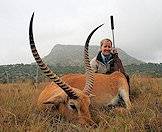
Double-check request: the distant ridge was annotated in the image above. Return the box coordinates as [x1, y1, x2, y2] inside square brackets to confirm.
[42, 44, 144, 67]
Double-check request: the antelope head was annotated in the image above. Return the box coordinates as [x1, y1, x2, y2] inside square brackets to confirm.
[29, 13, 103, 124]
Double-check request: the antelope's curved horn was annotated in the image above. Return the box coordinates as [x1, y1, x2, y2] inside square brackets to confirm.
[29, 12, 78, 99]
[83, 24, 104, 95]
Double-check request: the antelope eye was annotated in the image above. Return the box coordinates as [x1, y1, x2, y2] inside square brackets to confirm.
[70, 104, 77, 110]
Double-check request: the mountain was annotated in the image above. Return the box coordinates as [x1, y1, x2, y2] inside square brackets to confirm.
[43, 44, 144, 67]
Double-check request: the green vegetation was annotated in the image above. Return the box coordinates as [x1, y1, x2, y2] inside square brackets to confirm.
[0, 63, 162, 83]
[0, 64, 85, 83]
[125, 63, 162, 77]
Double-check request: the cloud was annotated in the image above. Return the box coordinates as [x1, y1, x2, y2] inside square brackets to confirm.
[0, 0, 162, 65]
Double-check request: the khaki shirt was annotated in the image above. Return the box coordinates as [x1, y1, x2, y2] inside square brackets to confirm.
[90, 57, 111, 74]
[90, 52, 125, 74]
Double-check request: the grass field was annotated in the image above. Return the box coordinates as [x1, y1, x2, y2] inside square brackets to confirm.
[0, 74, 162, 131]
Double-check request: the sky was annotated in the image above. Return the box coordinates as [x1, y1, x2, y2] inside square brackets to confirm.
[0, 0, 162, 65]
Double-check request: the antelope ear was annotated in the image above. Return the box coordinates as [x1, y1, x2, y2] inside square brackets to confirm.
[43, 91, 68, 105]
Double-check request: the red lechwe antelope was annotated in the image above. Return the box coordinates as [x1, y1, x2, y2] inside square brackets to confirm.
[29, 13, 131, 124]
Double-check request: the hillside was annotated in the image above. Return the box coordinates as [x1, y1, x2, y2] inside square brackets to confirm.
[43, 44, 144, 66]
[0, 63, 162, 83]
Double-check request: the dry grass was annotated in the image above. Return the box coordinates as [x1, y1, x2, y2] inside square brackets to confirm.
[0, 75, 162, 131]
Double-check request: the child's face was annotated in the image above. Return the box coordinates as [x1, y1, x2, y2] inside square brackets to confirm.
[100, 40, 112, 55]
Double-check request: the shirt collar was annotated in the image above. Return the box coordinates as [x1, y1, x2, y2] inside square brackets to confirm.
[101, 52, 106, 62]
